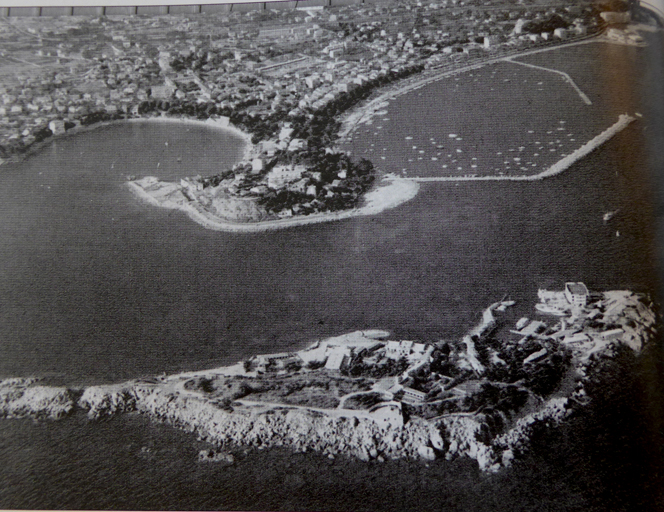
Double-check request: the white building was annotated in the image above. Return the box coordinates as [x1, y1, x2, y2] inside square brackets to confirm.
[553, 28, 568, 39]
[48, 119, 66, 136]
[251, 159, 263, 173]
[483, 36, 497, 48]
[385, 340, 414, 359]
[513, 19, 525, 35]
[401, 387, 427, 405]
[599, 328, 624, 341]
[325, 346, 351, 372]
[305, 75, 320, 89]
[288, 139, 308, 152]
[565, 282, 589, 307]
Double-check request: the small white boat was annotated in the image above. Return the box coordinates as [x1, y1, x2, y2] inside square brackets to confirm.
[535, 303, 568, 316]
[603, 210, 619, 223]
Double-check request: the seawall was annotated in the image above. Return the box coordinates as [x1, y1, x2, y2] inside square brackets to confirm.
[411, 114, 636, 183]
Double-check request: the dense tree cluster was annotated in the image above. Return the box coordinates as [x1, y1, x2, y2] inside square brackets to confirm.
[343, 392, 387, 410]
[523, 13, 571, 34]
[463, 383, 530, 415]
[343, 353, 409, 378]
[481, 335, 572, 398]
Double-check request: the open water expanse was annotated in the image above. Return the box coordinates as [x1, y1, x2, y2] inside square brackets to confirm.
[0, 34, 662, 510]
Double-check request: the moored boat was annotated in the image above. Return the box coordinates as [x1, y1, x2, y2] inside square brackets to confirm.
[535, 303, 568, 316]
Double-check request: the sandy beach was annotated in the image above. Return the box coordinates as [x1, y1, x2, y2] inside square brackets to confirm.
[128, 116, 255, 162]
[128, 174, 420, 233]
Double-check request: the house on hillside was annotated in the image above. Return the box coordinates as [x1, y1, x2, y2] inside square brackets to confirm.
[385, 340, 413, 359]
[400, 387, 426, 405]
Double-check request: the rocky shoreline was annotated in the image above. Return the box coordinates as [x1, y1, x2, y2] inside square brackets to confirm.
[0, 373, 576, 472]
[127, 173, 419, 233]
[1, 289, 657, 472]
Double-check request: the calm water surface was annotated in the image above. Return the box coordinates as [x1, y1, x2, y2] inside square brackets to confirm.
[0, 122, 656, 385]
[0, 35, 662, 510]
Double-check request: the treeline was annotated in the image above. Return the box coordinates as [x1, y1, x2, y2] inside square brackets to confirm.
[290, 62, 426, 148]
[258, 152, 376, 216]
[477, 333, 573, 397]
[523, 13, 571, 34]
[158, 59, 426, 150]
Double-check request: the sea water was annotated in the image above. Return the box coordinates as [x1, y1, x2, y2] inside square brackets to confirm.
[0, 34, 661, 509]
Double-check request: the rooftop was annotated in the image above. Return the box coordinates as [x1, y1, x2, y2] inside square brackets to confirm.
[565, 282, 589, 296]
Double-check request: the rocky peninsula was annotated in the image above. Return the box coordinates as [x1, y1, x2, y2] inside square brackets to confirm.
[128, 170, 419, 233]
[0, 286, 657, 472]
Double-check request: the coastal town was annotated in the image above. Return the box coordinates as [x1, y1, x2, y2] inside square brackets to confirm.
[0, 0, 645, 221]
[0, 0, 661, 508]
[1, 283, 658, 471]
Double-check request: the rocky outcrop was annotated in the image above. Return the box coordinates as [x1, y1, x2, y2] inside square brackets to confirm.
[131, 386, 442, 463]
[437, 414, 498, 471]
[0, 379, 76, 419]
[78, 385, 138, 419]
[0, 291, 656, 472]
[0, 377, 567, 470]
[430, 398, 572, 472]
[493, 398, 570, 467]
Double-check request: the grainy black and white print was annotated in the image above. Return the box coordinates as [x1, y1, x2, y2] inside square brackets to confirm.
[0, 0, 663, 510]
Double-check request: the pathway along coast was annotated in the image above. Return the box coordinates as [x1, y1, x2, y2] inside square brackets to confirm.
[0, 288, 657, 472]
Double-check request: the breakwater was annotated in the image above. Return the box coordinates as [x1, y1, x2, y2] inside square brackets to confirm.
[411, 114, 636, 182]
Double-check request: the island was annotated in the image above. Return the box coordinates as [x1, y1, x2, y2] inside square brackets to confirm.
[1, 284, 657, 472]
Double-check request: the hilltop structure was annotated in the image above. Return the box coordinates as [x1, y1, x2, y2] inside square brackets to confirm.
[1, 285, 657, 472]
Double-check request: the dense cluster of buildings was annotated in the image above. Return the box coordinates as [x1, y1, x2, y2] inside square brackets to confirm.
[236, 282, 656, 421]
[0, 0, 610, 162]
